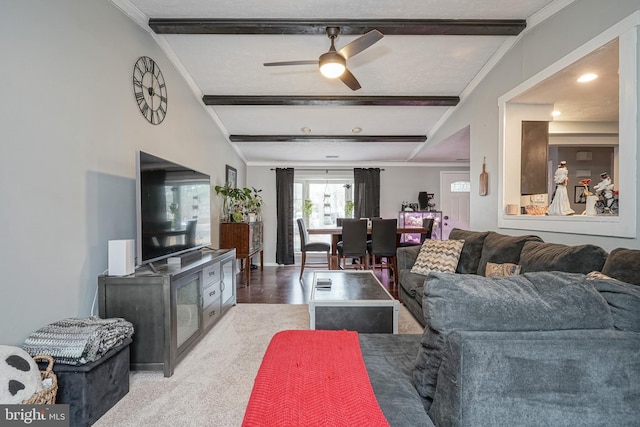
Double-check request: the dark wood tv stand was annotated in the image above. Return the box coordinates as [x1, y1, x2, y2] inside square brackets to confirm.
[98, 248, 236, 377]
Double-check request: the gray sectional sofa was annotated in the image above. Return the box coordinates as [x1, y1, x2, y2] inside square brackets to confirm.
[398, 228, 637, 328]
[357, 229, 640, 426]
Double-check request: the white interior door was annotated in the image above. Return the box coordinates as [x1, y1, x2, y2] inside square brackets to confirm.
[439, 172, 471, 240]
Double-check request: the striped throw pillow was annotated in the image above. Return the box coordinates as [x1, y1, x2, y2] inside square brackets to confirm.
[410, 239, 464, 276]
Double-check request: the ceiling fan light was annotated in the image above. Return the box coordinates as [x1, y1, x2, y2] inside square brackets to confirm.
[319, 52, 346, 78]
[320, 62, 346, 78]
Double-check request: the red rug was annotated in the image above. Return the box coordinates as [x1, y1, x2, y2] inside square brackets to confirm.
[242, 329, 389, 427]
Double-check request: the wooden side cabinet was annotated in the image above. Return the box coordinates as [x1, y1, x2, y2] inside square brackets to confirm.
[98, 249, 236, 377]
[219, 222, 264, 285]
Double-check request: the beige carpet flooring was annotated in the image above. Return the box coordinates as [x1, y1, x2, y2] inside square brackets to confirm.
[94, 303, 423, 427]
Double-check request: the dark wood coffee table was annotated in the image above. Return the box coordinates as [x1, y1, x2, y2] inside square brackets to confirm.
[309, 270, 399, 334]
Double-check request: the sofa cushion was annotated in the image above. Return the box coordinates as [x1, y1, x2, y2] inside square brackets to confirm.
[413, 326, 446, 407]
[359, 334, 434, 427]
[476, 232, 543, 276]
[410, 239, 464, 276]
[601, 248, 640, 286]
[424, 271, 612, 333]
[484, 262, 521, 277]
[399, 284, 427, 328]
[398, 271, 428, 299]
[397, 245, 421, 271]
[412, 271, 614, 403]
[429, 330, 640, 427]
[519, 241, 608, 274]
[587, 275, 640, 332]
[448, 229, 489, 274]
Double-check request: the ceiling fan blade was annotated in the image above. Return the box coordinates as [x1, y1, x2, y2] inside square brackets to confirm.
[263, 60, 318, 67]
[338, 30, 384, 59]
[339, 69, 361, 91]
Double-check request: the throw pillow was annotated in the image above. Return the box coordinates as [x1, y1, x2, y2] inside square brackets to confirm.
[448, 229, 490, 274]
[585, 271, 613, 281]
[410, 239, 464, 276]
[0, 345, 43, 404]
[476, 232, 543, 276]
[485, 262, 521, 277]
[519, 241, 608, 274]
[601, 248, 640, 286]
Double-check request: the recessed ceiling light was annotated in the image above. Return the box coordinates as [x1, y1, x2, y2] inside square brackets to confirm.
[301, 127, 311, 134]
[577, 73, 598, 83]
[351, 127, 363, 134]
[552, 110, 561, 117]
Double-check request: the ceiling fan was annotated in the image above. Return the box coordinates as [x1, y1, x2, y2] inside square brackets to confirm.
[263, 27, 383, 91]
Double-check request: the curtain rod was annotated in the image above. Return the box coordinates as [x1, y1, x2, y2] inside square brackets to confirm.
[270, 168, 385, 172]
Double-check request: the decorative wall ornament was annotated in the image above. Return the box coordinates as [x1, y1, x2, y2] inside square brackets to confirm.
[132, 56, 167, 125]
[479, 157, 488, 196]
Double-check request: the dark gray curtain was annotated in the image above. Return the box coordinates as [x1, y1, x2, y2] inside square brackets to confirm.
[354, 168, 381, 218]
[276, 168, 295, 265]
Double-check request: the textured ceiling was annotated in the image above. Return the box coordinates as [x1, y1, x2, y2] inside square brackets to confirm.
[512, 38, 619, 122]
[114, 0, 612, 165]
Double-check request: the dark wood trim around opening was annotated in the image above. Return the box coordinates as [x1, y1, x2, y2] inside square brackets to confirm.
[203, 95, 459, 107]
[149, 19, 526, 36]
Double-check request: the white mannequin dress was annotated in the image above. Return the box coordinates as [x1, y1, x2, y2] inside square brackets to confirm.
[548, 166, 575, 215]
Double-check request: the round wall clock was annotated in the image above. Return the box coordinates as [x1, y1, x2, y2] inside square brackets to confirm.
[132, 56, 167, 125]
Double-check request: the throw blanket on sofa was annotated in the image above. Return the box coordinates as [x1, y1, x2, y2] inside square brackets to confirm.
[242, 330, 389, 427]
[22, 316, 134, 365]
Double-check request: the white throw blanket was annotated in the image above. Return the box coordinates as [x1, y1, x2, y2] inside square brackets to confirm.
[22, 316, 134, 365]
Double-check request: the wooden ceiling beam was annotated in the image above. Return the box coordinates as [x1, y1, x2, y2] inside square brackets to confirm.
[203, 95, 459, 107]
[229, 135, 427, 143]
[149, 19, 526, 36]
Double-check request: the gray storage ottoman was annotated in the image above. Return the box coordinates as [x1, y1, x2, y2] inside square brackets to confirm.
[38, 338, 131, 427]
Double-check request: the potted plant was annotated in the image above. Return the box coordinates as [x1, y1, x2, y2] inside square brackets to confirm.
[246, 187, 263, 221]
[302, 199, 313, 221]
[215, 182, 244, 222]
[215, 183, 263, 222]
[344, 200, 354, 218]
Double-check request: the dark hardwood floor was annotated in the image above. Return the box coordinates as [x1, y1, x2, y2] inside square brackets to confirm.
[235, 263, 399, 304]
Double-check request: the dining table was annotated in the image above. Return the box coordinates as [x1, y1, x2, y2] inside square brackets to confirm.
[307, 226, 432, 270]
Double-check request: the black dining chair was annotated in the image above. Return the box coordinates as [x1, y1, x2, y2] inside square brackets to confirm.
[337, 218, 369, 270]
[420, 217, 435, 243]
[297, 218, 331, 280]
[368, 218, 399, 280]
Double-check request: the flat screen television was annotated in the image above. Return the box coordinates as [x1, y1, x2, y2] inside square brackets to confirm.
[136, 151, 211, 265]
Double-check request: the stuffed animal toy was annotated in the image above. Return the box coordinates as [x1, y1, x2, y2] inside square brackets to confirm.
[0, 345, 43, 404]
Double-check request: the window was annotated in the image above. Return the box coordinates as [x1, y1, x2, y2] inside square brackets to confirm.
[498, 14, 638, 238]
[450, 181, 471, 192]
[294, 171, 354, 251]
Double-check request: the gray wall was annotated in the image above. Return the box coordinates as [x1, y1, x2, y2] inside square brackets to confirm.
[427, 0, 640, 251]
[247, 165, 468, 264]
[0, 1, 244, 345]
